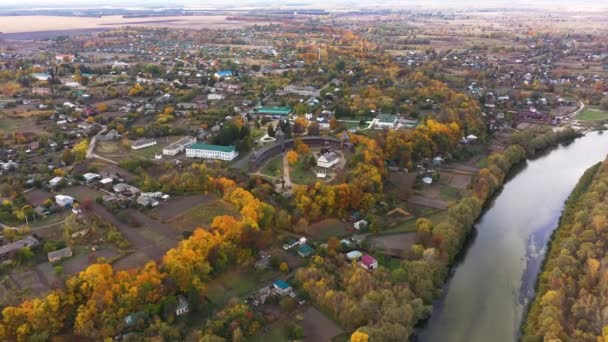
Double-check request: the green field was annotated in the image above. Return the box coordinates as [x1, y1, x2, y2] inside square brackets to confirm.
[439, 185, 462, 202]
[577, 107, 608, 121]
[260, 156, 283, 178]
[249, 321, 290, 342]
[169, 200, 239, 231]
[290, 164, 317, 185]
[379, 209, 448, 235]
[306, 218, 351, 242]
[205, 269, 280, 308]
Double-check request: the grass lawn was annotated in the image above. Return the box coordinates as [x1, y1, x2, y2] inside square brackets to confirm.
[439, 185, 462, 202]
[336, 120, 361, 129]
[260, 156, 283, 178]
[169, 200, 239, 231]
[577, 107, 608, 121]
[205, 269, 281, 308]
[290, 164, 317, 185]
[249, 321, 289, 342]
[307, 218, 351, 242]
[379, 210, 447, 235]
[0, 117, 17, 132]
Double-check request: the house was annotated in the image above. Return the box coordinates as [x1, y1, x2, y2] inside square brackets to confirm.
[32, 87, 52, 96]
[137, 195, 159, 207]
[359, 254, 378, 271]
[214, 70, 233, 79]
[373, 114, 398, 129]
[113, 183, 141, 197]
[162, 136, 196, 156]
[48, 247, 72, 262]
[207, 93, 225, 101]
[317, 151, 339, 168]
[283, 85, 317, 96]
[353, 220, 368, 231]
[297, 244, 314, 258]
[0, 236, 40, 261]
[83, 172, 101, 183]
[175, 295, 189, 316]
[31, 73, 51, 81]
[273, 279, 292, 296]
[185, 143, 238, 161]
[49, 176, 64, 188]
[55, 54, 75, 62]
[346, 250, 362, 261]
[98, 129, 120, 141]
[253, 106, 292, 117]
[55, 195, 75, 207]
[131, 138, 157, 150]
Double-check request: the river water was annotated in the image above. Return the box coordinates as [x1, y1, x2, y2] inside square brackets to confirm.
[419, 131, 608, 342]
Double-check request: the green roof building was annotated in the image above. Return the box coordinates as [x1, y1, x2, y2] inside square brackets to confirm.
[254, 106, 292, 116]
[185, 143, 238, 161]
[298, 244, 314, 258]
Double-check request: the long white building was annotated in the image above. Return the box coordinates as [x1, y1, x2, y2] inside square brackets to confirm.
[185, 143, 238, 161]
[162, 136, 197, 156]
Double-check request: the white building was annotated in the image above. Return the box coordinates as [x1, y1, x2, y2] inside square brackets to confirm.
[373, 114, 398, 129]
[176, 295, 189, 316]
[49, 176, 64, 187]
[131, 138, 157, 150]
[55, 195, 75, 207]
[186, 143, 238, 161]
[317, 152, 339, 168]
[162, 136, 197, 156]
[283, 85, 317, 96]
[83, 172, 101, 183]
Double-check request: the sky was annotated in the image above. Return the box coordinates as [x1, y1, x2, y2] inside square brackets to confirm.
[0, 0, 606, 10]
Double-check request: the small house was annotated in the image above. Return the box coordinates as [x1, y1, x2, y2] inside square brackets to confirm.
[48, 247, 72, 263]
[55, 195, 75, 207]
[175, 295, 189, 316]
[273, 279, 292, 296]
[49, 176, 63, 187]
[353, 220, 368, 231]
[83, 172, 101, 183]
[346, 250, 362, 261]
[359, 254, 378, 271]
[297, 244, 314, 258]
[131, 138, 157, 150]
[317, 151, 339, 168]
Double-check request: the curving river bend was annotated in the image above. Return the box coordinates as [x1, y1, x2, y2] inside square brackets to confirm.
[419, 131, 608, 342]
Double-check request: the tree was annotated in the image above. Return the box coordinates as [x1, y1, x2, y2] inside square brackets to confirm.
[287, 150, 299, 165]
[280, 262, 289, 272]
[96, 103, 108, 112]
[350, 331, 369, 342]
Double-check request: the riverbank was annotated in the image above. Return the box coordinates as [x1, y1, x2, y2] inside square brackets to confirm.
[522, 159, 605, 340]
[417, 128, 608, 342]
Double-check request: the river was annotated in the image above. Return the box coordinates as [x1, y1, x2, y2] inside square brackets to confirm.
[418, 131, 608, 342]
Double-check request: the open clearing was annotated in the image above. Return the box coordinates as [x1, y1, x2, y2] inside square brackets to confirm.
[205, 269, 280, 308]
[301, 307, 344, 342]
[306, 218, 351, 242]
[149, 194, 239, 232]
[577, 107, 608, 121]
[0, 15, 269, 36]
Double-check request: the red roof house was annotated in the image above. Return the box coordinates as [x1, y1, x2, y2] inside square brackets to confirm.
[359, 254, 378, 271]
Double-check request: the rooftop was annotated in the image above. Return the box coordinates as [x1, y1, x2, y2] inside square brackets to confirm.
[273, 279, 291, 290]
[254, 106, 292, 115]
[187, 143, 236, 153]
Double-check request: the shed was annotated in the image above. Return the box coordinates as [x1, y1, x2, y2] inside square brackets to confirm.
[273, 279, 292, 295]
[48, 247, 73, 263]
[297, 244, 314, 258]
[346, 250, 362, 261]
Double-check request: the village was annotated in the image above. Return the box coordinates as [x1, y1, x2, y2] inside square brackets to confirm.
[0, 6, 606, 342]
